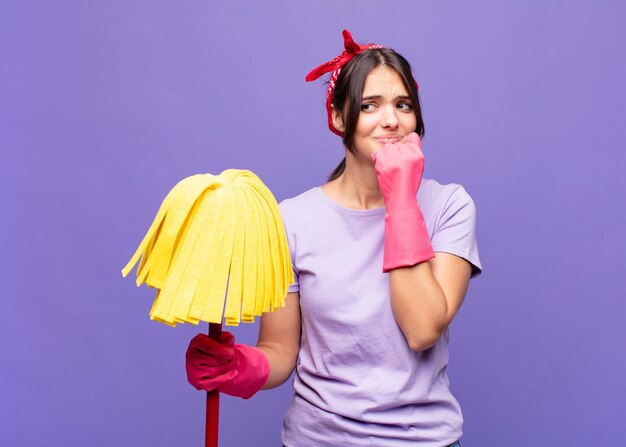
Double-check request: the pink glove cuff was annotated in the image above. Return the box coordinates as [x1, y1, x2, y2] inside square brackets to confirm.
[382, 200, 434, 272]
[219, 344, 270, 399]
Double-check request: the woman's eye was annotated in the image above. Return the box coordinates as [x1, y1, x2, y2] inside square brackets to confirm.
[360, 103, 376, 112]
[397, 102, 413, 111]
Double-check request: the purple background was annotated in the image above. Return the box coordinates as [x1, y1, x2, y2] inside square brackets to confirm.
[2, 1, 625, 445]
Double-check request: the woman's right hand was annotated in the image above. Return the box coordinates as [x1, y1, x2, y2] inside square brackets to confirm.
[186, 331, 270, 399]
[186, 332, 238, 391]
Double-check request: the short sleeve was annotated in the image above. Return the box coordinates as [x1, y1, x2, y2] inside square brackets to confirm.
[279, 200, 300, 292]
[287, 254, 299, 293]
[430, 185, 483, 278]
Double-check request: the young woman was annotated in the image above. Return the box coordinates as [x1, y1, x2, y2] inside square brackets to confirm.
[186, 30, 482, 447]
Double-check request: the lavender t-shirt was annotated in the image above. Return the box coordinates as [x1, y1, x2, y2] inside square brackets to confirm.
[278, 178, 482, 447]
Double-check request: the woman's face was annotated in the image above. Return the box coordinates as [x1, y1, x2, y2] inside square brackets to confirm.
[352, 66, 417, 158]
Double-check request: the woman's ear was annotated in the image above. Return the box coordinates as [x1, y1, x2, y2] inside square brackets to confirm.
[330, 105, 345, 133]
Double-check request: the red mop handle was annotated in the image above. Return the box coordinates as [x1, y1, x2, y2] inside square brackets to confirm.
[206, 322, 222, 447]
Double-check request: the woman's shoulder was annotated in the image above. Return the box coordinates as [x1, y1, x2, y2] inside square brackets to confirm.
[420, 178, 474, 206]
[277, 186, 328, 239]
[279, 186, 320, 209]
[278, 186, 325, 221]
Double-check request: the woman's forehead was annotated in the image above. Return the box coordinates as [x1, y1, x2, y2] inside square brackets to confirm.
[362, 67, 409, 97]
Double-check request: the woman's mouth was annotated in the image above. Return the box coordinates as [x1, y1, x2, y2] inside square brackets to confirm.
[375, 135, 401, 144]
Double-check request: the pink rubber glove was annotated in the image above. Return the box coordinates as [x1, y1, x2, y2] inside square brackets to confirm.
[185, 331, 269, 399]
[371, 132, 435, 272]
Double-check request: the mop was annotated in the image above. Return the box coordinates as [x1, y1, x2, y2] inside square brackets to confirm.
[122, 168, 292, 446]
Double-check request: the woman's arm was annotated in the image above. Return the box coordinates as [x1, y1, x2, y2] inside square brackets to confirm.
[256, 291, 301, 389]
[390, 252, 471, 352]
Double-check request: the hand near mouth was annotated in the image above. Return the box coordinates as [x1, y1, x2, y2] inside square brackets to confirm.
[370, 132, 433, 272]
[371, 132, 425, 198]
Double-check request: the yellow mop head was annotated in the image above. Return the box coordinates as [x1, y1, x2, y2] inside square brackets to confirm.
[122, 169, 293, 327]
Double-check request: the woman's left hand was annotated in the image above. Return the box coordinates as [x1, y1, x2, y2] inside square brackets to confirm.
[371, 132, 434, 272]
[371, 132, 425, 205]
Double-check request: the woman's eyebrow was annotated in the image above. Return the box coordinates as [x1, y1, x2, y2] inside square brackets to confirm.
[361, 94, 412, 101]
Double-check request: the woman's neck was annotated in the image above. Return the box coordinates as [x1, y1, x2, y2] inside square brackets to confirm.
[322, 151, 384, 210]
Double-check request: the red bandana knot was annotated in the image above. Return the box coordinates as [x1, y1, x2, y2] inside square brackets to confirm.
[305, 30, 383, 136]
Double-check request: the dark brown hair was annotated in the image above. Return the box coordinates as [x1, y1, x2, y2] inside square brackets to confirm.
[327, 48, 425, 181]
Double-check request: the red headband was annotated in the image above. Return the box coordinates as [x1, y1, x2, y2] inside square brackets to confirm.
[305, 30, 383, 136]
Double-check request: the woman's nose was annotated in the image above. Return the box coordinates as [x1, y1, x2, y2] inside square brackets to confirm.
[380, 106, 399, 128]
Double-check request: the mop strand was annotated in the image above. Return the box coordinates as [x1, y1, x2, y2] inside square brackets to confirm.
[121, 169, 293, 327]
